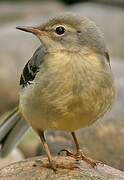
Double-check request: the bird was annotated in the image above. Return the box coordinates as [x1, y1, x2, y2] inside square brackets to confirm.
[0, 14, 116, 170]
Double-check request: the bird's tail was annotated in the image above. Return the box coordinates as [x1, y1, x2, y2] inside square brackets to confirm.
[0, 107, 29, 157]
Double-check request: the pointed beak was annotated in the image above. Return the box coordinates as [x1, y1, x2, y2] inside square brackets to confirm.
[16, 26, 45, 36]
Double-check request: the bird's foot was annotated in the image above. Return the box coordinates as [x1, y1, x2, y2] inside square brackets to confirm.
[58, 149, 102, 168]
[33, 159, 79, 171]
[42, 162, 57, 172]
[33, 159, 57, 172]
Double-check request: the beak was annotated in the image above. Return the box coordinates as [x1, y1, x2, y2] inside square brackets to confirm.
[16, 26, 45, 36]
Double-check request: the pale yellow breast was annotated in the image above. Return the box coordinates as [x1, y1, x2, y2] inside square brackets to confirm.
[19, 51, 115, 132]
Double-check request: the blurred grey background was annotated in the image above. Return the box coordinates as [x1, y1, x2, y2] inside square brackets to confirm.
[0, 0, 124, 171]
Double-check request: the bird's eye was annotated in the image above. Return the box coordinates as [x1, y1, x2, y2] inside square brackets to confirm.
[55, 26, 65, 35]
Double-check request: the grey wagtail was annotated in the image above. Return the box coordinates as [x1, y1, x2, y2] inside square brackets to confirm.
[0, 14, 116, 170]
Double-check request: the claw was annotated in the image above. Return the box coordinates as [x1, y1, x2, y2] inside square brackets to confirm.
[58, 149, 103, 168]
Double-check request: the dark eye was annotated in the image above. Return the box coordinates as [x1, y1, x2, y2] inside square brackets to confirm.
[55, 26, 65, 35]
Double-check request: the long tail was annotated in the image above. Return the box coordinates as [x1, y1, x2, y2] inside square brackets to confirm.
[0, 107, 29, 157]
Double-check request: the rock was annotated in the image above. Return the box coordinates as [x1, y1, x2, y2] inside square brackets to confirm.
[0, 148, 24, 169]
[94, 0, 124, 6]
[0, 156, 124, 180]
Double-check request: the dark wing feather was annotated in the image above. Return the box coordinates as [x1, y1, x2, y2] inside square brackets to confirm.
[20, 46, 46, 87]
[105, 51, 111, 68]
[105, 51, 110, 63]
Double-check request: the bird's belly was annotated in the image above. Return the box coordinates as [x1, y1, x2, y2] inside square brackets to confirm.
[19, 81, 114, 132]
[19, 98, 93, 131]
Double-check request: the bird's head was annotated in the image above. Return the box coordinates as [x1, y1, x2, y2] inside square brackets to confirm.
[16, 14, 105, 54]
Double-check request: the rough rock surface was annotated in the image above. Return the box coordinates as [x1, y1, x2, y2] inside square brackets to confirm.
[0, 156, 124, 180]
